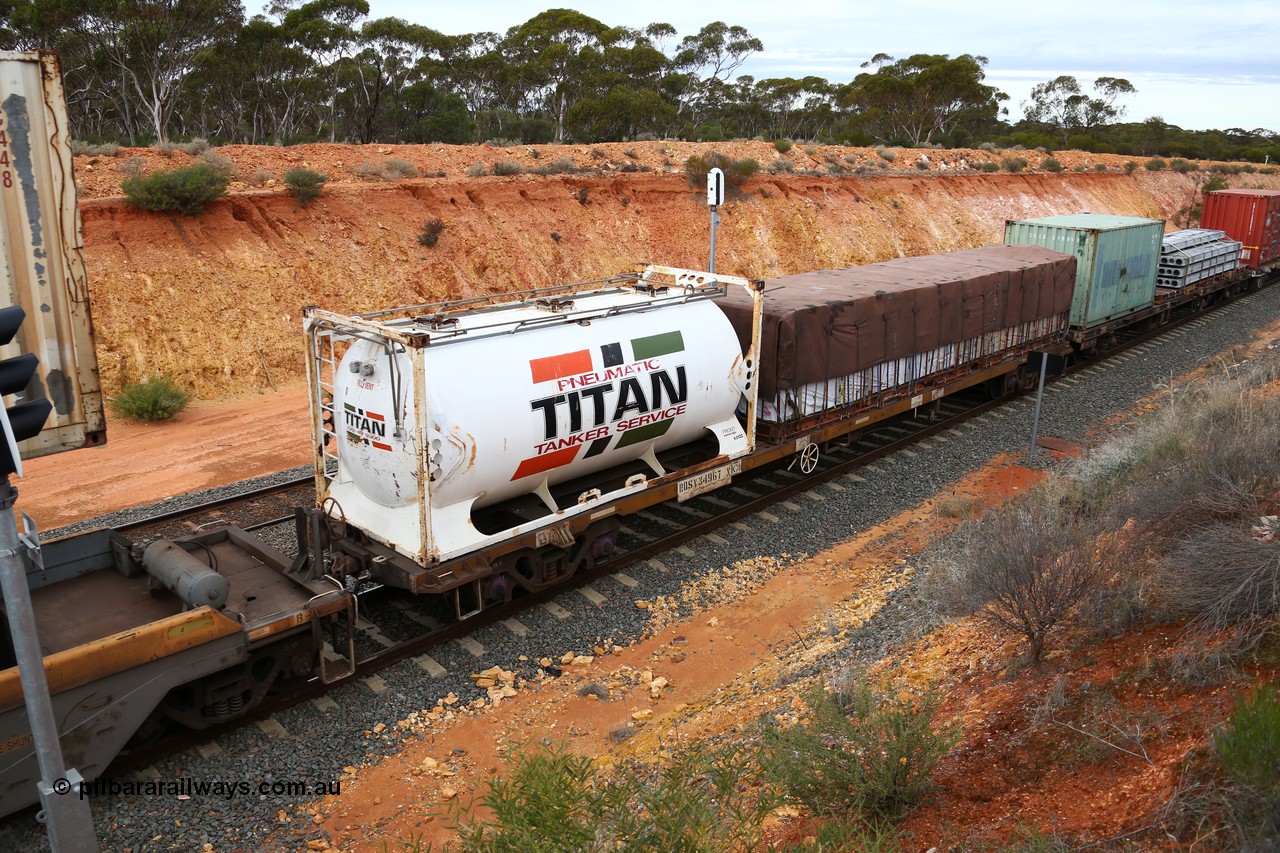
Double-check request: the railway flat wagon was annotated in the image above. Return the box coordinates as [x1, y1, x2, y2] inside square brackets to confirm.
[0, 527, 354, 818]
[1200, 189, 1280, 271]
[714, 244, 1076, 442]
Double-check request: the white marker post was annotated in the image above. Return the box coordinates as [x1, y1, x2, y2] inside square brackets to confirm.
[706, 167, 724, 273]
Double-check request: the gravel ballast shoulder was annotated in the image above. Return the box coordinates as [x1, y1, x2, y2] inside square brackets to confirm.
[4, 285, 1280, 851]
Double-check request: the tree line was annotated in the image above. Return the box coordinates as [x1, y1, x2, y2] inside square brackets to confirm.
[2, 1, 1276, 163]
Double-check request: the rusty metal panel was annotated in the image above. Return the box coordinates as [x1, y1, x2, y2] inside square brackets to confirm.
[1201, 189, 1280, 270]
[0, 50, 105, 461]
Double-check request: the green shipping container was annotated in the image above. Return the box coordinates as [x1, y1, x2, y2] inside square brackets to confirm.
[1004, 214, 1164, 329]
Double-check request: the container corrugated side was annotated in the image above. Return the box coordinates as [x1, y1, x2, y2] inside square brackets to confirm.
[0, 50, 105, 460]
[1004, 215, 1164, 329]
[1201, 189, 1280, 270]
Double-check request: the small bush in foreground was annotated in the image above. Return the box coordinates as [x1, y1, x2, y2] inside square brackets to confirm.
[1186, 683, 1280, 846]
[1041, 157, 1063, 172]
[1171, 158, 1200, 173]
[928, 482, 1126, 663]
[1215, 684, 1280, 799]
[121, 163, 228, 214]
[1125, 160, 1139, 173]
[761, 676, 958, 819]
[492, 160, 522, 176]
[975, 161, 1000, 172]
[445, 742, 772, 851]
[110, 376, 191, 421]
[1001, 156, 1028, 173]
[773, 138, 793, 153]
[1145, 157, 1167, 171]
[418, 218, 445, 248]
[284, 168, 326, 207]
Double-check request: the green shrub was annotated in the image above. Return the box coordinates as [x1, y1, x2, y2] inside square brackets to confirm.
[493, 160, 522, 176]
[418, 218, 445, 248]
[1094, 163, 1108, 171]
[466, 162, 488, 177]
[1001, 156, 1028, 173]
[1145, 158, 1167, 171]
[382, 158, 418, 178]
[875, 146, 897, 162]
[1215, 684, 1280, 798]
[761, 676, 959, 819]
[1203, 174, 1230, 193]
[70, 140, 120, 157]
[1125, 160, 1139, 173]
[121, 163, 228, 214]
[1042, 157, 1063, 172]
[196, 150, 236, 176]
[283, 168, 326, 207]
[110, 376, 192, 421]
[773, 138, 793, 153]
[766, 158, 794, 174]
[684, 151, 759, 196]
[1074, 164, 1089, 172]
[1260, 166, 1278, 175]
[1171, 159, 1199, 173]
[975, 161, 1000, 172]
[537, 156, 576, 175]
[446, 743, 772, 851]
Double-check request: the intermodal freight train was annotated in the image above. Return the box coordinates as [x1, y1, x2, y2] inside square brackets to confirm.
[1, 54, 1278, 815]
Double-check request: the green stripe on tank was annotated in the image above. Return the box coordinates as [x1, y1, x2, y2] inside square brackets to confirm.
[614, 418, 674, 448]
[630, 330, 684, 360]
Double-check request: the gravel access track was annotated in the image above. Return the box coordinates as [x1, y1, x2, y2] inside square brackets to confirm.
[6, 285, 1280, 851]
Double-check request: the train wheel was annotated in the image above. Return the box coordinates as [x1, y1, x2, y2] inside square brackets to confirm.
[798, 442, 820, 474]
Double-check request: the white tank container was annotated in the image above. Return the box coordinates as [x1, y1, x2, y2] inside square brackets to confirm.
[325, 288, 750, 563]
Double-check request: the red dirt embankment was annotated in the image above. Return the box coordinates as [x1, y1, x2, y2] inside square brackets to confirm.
[74, 141, 1280, 400]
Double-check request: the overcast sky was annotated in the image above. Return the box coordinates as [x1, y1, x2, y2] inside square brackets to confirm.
[359, 0, 1279, 133]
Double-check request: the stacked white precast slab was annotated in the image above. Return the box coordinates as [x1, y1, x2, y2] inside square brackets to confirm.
[1158, 229, 1242, 288]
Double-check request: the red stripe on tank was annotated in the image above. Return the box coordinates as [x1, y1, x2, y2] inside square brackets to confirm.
[529, 349, 592, 383]
[511, 446, 580, 480]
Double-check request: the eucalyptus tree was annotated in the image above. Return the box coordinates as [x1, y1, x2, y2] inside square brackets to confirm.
[669, 21, 763, 125]
[499, 9, 612, 142]
[56, 0, 242, 144]
[564, 25, 672, 140]
[342, 16, 439, 142]
[1023, 74, 1135, 144]
[280, 0, 368, 141]
[846, 53, 1005, 146]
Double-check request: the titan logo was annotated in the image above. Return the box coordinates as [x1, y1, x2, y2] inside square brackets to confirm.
[344, 407, 386, 436]
[530, 366, 687, 440]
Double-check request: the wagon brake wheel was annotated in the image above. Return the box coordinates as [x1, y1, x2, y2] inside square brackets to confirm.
[798, 442, 820, 475]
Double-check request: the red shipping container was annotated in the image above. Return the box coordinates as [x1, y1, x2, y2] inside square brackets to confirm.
[1200, 189, 1280, 269]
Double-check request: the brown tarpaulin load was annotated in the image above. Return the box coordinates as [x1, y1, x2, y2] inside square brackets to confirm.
[716, 244, 1076, 395]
